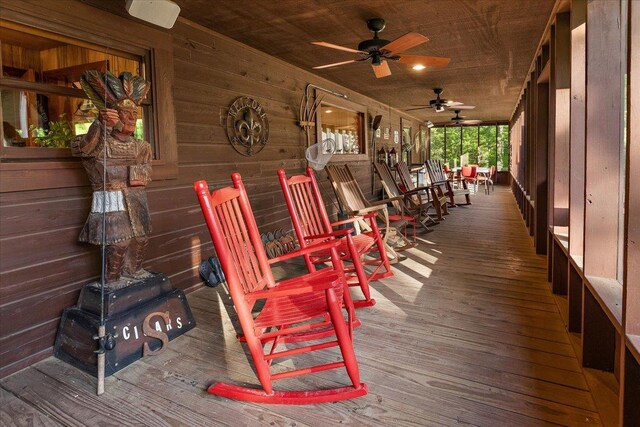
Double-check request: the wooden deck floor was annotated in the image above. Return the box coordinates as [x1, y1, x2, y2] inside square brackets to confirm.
[1, 187, 603, 426]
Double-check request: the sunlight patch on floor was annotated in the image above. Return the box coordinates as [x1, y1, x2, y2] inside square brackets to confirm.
[405, 247, 439, 265]
[382, 266, 425, 304]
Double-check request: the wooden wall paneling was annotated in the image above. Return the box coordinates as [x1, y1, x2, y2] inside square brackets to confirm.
[623, 349, 640, 426]
[581, 0, 625, 401]
[584, 0, 623, 280]
[624, 0, 639, 340]
[528, 73, 536, 236]
[0, 1, 423, 377]
[535, 47, 550, 255]
[569, 0, 587, 261]
[548, 24, 557, 231]
[553, 13, 571, 228]
[622, 0, 640, 423]
[568, 263, 583, 332]
[583, 287, 617, 371]
[548, 230, 554, 283]
[553, 240, 569, 295]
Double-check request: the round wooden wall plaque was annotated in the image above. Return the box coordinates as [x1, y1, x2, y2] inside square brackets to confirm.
[225, 96, 270, 156]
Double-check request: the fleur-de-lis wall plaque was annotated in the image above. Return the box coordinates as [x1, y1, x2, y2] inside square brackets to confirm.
[225, 96, 270, 156]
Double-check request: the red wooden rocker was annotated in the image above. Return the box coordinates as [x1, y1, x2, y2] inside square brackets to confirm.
[194, 174, 367, 404]
[278, 167, 393, 308]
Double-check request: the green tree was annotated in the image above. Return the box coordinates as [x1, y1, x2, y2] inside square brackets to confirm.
[478, 125, 497, 167]
[498, 125, 510, 171]
[445, 127, 461, 167]
[430, 127, 445, 161]
[462, 126, 478, 164]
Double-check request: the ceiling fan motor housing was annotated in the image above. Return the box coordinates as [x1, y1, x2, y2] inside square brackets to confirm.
[357, 38, 390, 53]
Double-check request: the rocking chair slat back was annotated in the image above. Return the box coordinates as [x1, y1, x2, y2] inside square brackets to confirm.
[325, 164, 368, 213]
[285, 174, 332, 243]
[195, 177, 273, 296]
[372, 162, 403, 213]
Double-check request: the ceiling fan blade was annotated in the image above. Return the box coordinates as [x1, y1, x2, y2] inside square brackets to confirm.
[405, 106, 430, 111]
[313, 59, 358, 69]
[461, 120, 482, 125]
[382, 32, 429, 55]
[455, 105, 476, 110]
[372, 60, 391, 78]
[444, 101, 464, 107]
[311, 41, 364, 54]
[397, 55, 450, 68]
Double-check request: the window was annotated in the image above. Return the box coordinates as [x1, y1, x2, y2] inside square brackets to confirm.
[315, 92, 367, 160]
[0, 22, 153, 157]
[429, 123, 510, 171]
[319, 105, 363, 155]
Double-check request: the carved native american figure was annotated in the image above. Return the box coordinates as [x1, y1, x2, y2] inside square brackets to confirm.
[71, 71, 152, 283]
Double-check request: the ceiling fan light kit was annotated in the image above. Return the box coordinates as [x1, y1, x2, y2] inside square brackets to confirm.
[311, 18, 450, 78]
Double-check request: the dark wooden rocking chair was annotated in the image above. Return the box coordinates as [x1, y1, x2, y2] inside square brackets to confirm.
[194, 174, 367, 404]
[396, 160, 448, 221]
[425, 159, 471, 207]
[374, 161, 437, 233]
[278, 167, 393, 308]
[325, 163, 411, 261]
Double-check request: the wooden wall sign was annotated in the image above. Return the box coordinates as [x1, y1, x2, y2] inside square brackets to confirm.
[225, 96, 270, 156]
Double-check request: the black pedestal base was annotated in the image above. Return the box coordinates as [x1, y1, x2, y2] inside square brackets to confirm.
[54, 273, 195, 377]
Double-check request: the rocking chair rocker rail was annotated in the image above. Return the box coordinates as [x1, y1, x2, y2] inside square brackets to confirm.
[193, 175, 367, 404]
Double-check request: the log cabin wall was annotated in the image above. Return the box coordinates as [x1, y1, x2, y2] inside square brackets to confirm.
[0, 0, 422, 377]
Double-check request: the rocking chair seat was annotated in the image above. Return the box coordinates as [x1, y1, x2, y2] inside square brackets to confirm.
[254, 271, 344, 328]
[306, 234, 376, 261]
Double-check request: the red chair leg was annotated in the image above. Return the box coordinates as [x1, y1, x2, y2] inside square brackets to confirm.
[326, 288, 364, 390]
[345, 235, 375, 307]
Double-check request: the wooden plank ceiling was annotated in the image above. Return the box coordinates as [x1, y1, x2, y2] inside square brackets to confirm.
[173, 0, 555, 123]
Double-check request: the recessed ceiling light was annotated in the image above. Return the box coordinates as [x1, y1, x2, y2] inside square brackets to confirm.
[412, 64, 426, 71]
[325, 109, 333, 113]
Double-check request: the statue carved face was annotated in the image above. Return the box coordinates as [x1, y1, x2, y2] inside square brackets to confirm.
[117, 107, 138, 135]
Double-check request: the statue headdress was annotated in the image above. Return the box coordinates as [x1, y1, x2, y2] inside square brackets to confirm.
[80, 70, 150, 110]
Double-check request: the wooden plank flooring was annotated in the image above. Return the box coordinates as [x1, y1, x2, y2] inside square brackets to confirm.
[0, 187, 603, 426]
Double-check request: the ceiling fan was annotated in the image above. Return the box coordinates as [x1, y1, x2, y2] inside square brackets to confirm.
[311, 18, 450, 78]
[449, 110, 482, 125]
[406, 88, 474, 113]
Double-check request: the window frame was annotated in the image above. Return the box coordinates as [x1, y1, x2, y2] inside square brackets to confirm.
[0, 1, 177, 192]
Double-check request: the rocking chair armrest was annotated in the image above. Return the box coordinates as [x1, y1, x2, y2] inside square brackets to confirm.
[403, 185, 432, 195]
[267, 239, 341, 264]
[329, 216, 364, 227]
[245, 279, 333, 302]
[378, 195, 405, 205]
[350, 204, 387, 215]
[305, 228, 354, 240]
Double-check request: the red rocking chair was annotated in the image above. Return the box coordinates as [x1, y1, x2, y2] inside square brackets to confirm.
[278, 167, 393, 308]
[194, 174, 367, 404]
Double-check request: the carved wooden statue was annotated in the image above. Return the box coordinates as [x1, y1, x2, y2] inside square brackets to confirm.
[71, 70, 152, 283]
